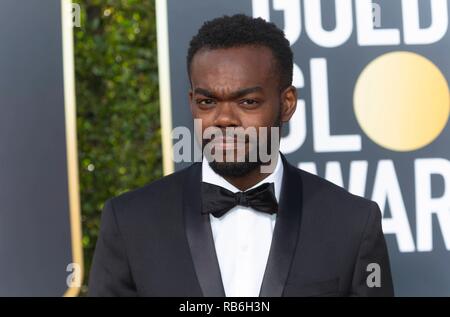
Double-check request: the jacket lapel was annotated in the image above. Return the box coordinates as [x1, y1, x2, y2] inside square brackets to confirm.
[183, 162, 226, 297]
[259, 154, 303, 297]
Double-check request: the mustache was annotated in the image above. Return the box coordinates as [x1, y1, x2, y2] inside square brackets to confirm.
[197, 125, 281, 153]
[201, 127, 250, 145]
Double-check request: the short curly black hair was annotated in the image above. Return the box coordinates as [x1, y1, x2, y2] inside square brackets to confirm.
[187, 14, 293, 90]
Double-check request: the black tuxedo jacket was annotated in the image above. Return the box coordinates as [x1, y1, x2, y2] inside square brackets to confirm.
[89, 154, 394, 297]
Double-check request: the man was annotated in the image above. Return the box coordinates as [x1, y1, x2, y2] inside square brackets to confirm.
[89, 14, 394, 297]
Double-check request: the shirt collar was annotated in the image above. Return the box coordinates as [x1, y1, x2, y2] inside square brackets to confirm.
[202, 152, 284, 202]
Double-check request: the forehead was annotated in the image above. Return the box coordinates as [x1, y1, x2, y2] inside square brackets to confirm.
[190, 45, 278, 90]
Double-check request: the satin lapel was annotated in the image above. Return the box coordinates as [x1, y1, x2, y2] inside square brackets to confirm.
[183, 163, 225, 297]
[259, 154, 303, 297]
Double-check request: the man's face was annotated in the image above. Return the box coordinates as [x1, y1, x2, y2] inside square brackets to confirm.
[189, 45, 296, 176]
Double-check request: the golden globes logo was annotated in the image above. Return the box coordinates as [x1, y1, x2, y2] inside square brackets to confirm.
[252, 0, 450, 253]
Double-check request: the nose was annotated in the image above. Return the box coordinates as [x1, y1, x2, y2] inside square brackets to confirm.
[213, 102, 241, 128]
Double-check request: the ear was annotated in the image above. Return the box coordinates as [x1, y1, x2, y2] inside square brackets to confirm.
[280, 85, 297, 123]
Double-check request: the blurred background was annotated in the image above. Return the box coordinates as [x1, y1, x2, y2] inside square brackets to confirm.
[74, 0, 161, 295]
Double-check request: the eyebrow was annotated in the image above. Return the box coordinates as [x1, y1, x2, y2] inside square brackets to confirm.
[193, 86, 263, 100]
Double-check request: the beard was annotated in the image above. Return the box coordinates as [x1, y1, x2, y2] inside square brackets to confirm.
[202, 112, 282, 178]
[208, 158, 261, 177]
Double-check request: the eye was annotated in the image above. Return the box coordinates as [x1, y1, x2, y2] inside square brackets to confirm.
[196, 99, 216, 106]
[240, 99, 259, 106]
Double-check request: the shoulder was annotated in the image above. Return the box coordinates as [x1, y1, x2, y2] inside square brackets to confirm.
[299, 167, 376, 209]
[287, 165, 383, 255]
[290, 165, 380, 227]
[105, 163, 199, 217]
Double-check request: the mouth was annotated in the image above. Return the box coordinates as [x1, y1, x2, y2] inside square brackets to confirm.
[209, 137, 247, 150]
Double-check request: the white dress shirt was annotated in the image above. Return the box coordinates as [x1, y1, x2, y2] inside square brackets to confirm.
[202, 153, 284, 297]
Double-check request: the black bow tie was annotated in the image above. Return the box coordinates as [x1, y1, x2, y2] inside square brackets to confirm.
[201, 182, 279, 218]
